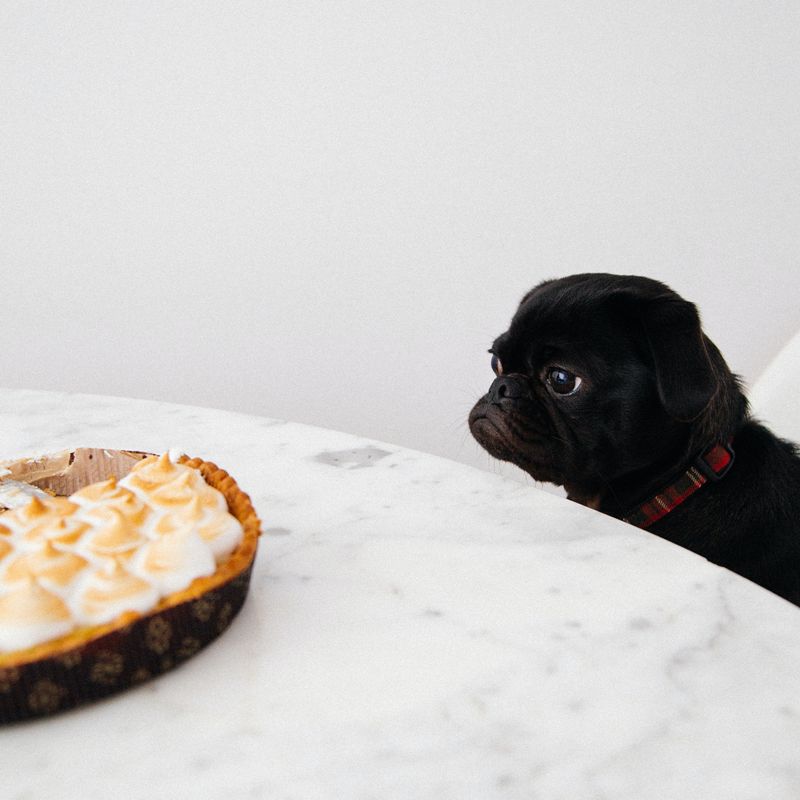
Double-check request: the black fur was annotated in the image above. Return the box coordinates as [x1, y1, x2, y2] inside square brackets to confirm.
[469, 273, 800, 606]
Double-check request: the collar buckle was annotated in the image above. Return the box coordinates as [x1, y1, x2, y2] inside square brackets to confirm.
[694, 442, 735, 482]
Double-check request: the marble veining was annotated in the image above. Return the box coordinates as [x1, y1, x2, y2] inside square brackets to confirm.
[1, 388, 799, 799]
[313, 446, 393, 469]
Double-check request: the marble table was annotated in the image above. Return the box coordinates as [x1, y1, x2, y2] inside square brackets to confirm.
[1, 388, 800, 800]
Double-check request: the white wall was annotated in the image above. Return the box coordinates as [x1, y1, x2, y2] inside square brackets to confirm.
[1, 2, 798, 479]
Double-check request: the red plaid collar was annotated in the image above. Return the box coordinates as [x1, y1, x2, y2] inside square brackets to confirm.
[623, 442, 735, 529]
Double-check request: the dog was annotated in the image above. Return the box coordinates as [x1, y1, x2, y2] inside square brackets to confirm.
[469, 273, 800, 606]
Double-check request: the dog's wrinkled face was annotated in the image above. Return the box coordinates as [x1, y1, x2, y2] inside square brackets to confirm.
[469, 274, 721, 500]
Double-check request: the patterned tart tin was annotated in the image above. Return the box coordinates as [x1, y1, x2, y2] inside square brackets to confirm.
[0, 449, 261, 724]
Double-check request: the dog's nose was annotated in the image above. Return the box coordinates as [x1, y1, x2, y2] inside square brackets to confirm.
[487, 376, 525, 403]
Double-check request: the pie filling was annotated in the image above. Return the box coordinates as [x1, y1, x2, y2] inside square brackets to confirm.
[0, 453, 244, 653]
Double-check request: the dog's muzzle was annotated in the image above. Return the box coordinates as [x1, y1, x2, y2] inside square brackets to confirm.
[485, 375, 532, 404]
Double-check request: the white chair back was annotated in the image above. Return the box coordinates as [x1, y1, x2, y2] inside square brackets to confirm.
[748, 330, 800, 442]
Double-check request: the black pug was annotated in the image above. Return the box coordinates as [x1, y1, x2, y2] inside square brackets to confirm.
[469, 273, 800, 606]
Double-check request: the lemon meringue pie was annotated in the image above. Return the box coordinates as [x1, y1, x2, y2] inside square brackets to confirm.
[0, 449, 260, 723]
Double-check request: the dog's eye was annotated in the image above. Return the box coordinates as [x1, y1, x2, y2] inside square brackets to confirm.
[491, 354, 503, 376]
[546, 367, 582, 396]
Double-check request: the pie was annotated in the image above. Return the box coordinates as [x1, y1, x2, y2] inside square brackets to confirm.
[0, 449, 260, 723]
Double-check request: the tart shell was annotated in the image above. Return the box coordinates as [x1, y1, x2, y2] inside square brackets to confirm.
[0, 450, 261, 724]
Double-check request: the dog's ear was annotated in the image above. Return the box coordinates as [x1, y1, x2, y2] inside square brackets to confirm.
[638, 295, 719, 422]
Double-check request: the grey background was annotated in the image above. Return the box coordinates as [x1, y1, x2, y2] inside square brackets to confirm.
[1, 2, 798, 480]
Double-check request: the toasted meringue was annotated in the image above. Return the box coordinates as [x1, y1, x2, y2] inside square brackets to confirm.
[3, 544, 88, 589]
[150, 498, 241, 560]
[0, 536, 12, 563]
[197, 513, 245, 561]
[0, 480, 51, 510]
[40, 516, 92, 547]
[1, 497, 78, 536]
[20, 514, 90, 547]
[151, 496, 206, 533]
[0, 452, 244, 654]
[1, 497, 56, 532]
[129, 525, 215, 595]
[79, 507, 147, 556]
[0, 580, 73, 652]
[72, 478, 148, 519]
[71, 561, 159, 626]
[119, 452, 186, 495]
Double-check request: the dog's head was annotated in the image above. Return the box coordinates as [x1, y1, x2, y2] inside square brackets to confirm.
[468, 273, 747, 506]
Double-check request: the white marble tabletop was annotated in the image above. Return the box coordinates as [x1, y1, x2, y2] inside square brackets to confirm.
[1, 388, 800, 800]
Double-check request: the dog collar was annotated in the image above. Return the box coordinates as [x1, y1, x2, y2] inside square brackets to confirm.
[623, 442, 735, 529]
